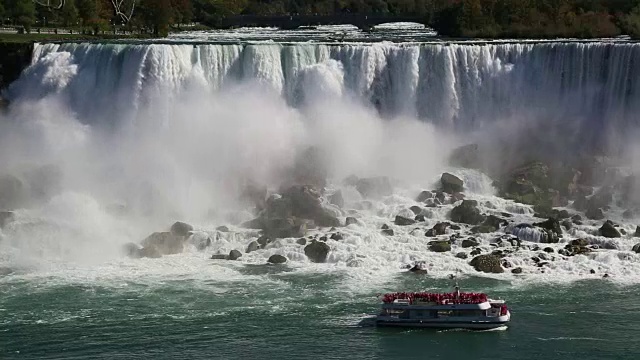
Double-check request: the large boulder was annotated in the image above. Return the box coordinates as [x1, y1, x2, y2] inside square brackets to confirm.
[469, 255, 504, 273]
[282, 185, 340, 227]
[462, 238, 479, 248]
[599, 220, 621, 238]
[450, 200, 485, 225]
[472, 215, 506, 233]
[304, 241, 331, 263]
[228, 250, 242, 261]
[263, 217, 308, 239]
[267, 254, 287, 264]
[243, 185, 340, 238]
[586, 207, 605, 220]
[355, 177, 393, 199]
[441, 173, 464, 194]
[170, 221, 194, 237]
[246, 241, 260, 253]
[139, 246, 162, 258]
[431, 222, 450, 235]
[141, 232, 185, 255]
[498, 161, 554, 209]
[429, 241, 451, 253]
[394, 215, 416, 226]
[534, 218, 563, 238]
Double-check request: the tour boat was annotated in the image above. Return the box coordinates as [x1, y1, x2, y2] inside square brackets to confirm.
[376, 284, 510, 330]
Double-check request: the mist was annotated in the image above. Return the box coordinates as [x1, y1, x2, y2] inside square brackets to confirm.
[0, 56, 456, 267]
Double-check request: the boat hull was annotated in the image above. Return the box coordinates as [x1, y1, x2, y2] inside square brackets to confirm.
[376, 314, 510, 330]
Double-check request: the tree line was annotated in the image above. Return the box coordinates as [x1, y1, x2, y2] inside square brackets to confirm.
[0, 0, 639, 38]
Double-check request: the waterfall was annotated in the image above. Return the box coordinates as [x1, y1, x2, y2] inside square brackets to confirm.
[9, 41, 640, 133]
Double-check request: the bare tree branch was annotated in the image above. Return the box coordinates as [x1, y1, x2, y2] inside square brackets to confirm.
[33, 0, 65, 10]
[111, 0, 137, 24]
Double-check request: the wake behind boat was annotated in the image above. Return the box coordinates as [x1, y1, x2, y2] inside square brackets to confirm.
[376, 282, 510, 330]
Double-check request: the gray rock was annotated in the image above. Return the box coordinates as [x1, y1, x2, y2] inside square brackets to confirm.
[410, 206, 423, 215]
[263, 217, 309, 239]
[170, 221, 194, 237]
[267, 254, 287, 264]
[394, 215, 416, 226]
[462, 238, 479, 248]
[139, 246, 162, 258]
[469, 255, 504, 273]
[470, 248, 482, 256]
[304, 241, 331, 263]
[441, 173, 464, 194]
[599, 220, 621, 238]
[216, 225, 230, 232]
[416, 191, 433, 203]
[281, 185, 340, 227]
[432, 222, 450, 235]
[141, 232, 185, 255]
[586, 207, 605, 220]
[450, 200, 485, 225]
[534, 218, 563, 237]
[345, 217, 359, 226]
[511, 267, 523, 274]
[296, 238, 307, 246]
[429, 241, 451, 253]
[382, 229, 394, 236]
[257, 235, 271, 247]
[455, 252, 468, 259]
[632, 244, 640, 253]
[246, 241, 260, 253]
[228, 250, 242, 261]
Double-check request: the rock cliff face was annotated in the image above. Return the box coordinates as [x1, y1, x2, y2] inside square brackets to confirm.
[0, 42, 33, 106]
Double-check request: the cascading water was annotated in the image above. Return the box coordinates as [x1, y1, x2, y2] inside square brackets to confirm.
[16, 41, 640, 132]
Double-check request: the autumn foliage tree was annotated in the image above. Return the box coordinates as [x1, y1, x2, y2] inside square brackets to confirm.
[11, 0, 640, 37]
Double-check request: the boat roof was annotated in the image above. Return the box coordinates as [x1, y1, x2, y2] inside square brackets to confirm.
[382, 301, 492, 310]
[382, 292, 489, 305]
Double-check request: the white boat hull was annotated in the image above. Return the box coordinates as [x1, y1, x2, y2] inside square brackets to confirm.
[376, 313, 510, 330]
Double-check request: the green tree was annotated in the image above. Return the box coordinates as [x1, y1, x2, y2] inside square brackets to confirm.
[141, 0, 173, 36]
[77, 0, 98, 26]
[7, 0, 36, 32]
[61, 0, 80, 26]
[621, 5, 640, 38]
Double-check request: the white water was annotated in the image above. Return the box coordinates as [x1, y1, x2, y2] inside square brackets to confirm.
[2, 36, 640, 290]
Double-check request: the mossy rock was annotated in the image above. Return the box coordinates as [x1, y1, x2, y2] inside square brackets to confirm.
[469, 255, 504, 273]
